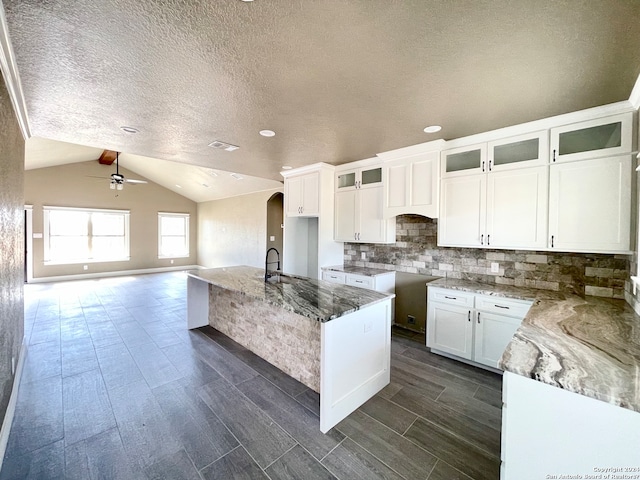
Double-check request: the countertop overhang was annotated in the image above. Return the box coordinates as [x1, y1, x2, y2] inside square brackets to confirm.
[188, 266, 394, 323]
[428, 278, 640, 413]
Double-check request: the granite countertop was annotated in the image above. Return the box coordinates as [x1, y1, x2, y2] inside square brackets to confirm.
[188, 266, 394, 323]
[322, 265, 396, 277]
[428, 278, 640, 413]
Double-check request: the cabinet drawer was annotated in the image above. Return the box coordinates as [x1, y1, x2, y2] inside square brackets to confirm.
[322, 271, 346, 284]
[428, 287, 474, 307]
[346, 274, 374, 290]
[475, 295, 532, 318]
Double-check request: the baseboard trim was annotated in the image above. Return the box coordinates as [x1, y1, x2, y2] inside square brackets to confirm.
[27, 265, 204, 284]
[0, 340, 27, 472]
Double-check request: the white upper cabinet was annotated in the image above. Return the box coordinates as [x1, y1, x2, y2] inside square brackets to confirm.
[548, 155, 631, 253]
[487, 130, 549, 171]
[285, 172, 320, 217]
[486, 166, 548, 249]
[441, 143, 487, 178]
[550, 112, 633, 164]
[439, 175, 486, 247]
[382, 150, 440, 218]
[334, 162, 395, 244]
[439, 131, 549, 249]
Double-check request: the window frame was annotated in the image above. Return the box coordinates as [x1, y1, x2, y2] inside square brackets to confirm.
[157, 212, 190, 259]
[43, 206, 131, 265]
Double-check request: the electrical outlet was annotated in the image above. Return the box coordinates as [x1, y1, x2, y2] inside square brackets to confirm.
[170, 259, 174, 264]
[491, 262, 499, 273]
[407, 315, 416, 325]
[270, 235, 275, 241]
[83, 265, 88, 271]
[361, 252, 366, 260]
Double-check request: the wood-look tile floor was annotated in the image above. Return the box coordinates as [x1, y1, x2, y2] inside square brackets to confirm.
[2, 272, 502, 480]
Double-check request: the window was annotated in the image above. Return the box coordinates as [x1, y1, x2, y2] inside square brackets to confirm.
[43, 206, 130, 264]
[158, 212, 189, 258]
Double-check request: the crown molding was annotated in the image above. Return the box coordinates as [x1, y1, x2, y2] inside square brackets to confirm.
[0, 1, 30, 139]
[628, 72, 640, 110]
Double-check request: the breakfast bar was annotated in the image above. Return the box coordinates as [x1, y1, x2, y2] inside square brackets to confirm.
[186, 265, 395, 433]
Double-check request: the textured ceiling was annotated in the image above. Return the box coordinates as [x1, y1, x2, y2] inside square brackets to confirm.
[5, 0, 640, 183]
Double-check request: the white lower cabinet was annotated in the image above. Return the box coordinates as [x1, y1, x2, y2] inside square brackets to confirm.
[427, 287, 532, 370]
[322, 269, 395, 295]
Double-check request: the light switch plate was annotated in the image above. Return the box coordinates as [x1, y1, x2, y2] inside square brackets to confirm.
[491, 262, 500, 273]
[270, 235, 275, 241]
[361, 252, 366, 260]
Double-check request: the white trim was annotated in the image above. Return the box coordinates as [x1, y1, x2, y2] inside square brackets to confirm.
[24, 205, 33, 283]
[27, 265, 203, 284]
[158, 212, 190, 259]
[280, 162, 334, 179]
[628, 72, 640, 110]
[43, 206, 130, 214]
[376, 139, 446, 161]
[442, 101, 635, 150]
[0, 339, 26, 471]
[334, 157, 381, 172]
[0, 2, 30, 139]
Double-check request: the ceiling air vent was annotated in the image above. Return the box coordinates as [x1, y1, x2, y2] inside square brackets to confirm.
[208, 140, 239, 152]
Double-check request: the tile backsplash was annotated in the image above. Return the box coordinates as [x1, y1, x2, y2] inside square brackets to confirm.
[344, 215, 630, 298]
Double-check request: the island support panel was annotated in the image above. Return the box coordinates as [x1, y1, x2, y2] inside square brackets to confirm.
[320, 300, 391, 433]
[208, 285, 321, 392]
[501, 372, 640, 479]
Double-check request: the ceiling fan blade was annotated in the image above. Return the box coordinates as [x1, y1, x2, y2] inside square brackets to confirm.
[124, 179, 148, 184]
[86, 175, 110, 179]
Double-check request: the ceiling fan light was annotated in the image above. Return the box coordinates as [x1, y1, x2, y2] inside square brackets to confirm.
[116, 183, 123, 191]
[110, 182, 116, 190]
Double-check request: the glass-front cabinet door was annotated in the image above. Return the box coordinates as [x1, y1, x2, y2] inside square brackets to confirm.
[336, 166, 382, 190]
[440, 143, 487, 178]
[487, 131, 549, 172]
[550, 112, 632, 163]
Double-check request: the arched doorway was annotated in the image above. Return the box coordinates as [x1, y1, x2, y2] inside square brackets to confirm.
[266, 192, 284, 263]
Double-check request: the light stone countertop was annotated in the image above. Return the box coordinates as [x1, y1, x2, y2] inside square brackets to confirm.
[322, 265, 396, 277]
[187, 265, 394, 323]
[428, 278, 640, 413]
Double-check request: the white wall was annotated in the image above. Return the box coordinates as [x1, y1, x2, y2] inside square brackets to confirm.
[197, 188, 283, 268]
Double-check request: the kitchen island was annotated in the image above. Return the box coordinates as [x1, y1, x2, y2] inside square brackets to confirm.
[186, 266, 394, 433]
[428, 278, 640, 479]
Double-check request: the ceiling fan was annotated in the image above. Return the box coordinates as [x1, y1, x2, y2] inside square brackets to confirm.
[91, 150, 148, 190]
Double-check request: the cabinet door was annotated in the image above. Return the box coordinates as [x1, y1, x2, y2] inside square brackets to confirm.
[336, 170, 357, 191]
[285, 176, 304, 217]
[426, 302, 473, 360]
[358, 186, 387, 243]
[384, 152, 439, 218]
[550, 112, 632, 163]
[438, 175, 487, 247]
[335, 190, 358, 241]
[473, 311, 521, 369]
[488, 131, 548, 172]
[549, 156, 631, 253]
[359, 167, 382, 189]
[322, 271, 346, 284]
[486, 166, 548, 249]
[301, 173, 320, 216]
[441, 143, 487, 178]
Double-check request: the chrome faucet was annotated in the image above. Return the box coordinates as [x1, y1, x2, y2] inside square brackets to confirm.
[265, 247, 281, 282]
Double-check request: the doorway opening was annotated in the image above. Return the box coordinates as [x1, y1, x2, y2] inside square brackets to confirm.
[266, 192, 284, 265]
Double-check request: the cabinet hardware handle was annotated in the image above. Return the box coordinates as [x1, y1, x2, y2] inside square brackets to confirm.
[494, 304, 510, 309]
[356, 280, 364, 283]
[477, 312, 481, 324]
[489, 160, 492, 171]
[468, 311, 471, 322]
[354, 233, 357, 240]
[480, 234, 484, 245]
[482, 161, 485, 172]
[444, 296, 457, 300]
[552, 149, 556, 162]
[487, 234, 490, 245]
[551, 235, 554, 248]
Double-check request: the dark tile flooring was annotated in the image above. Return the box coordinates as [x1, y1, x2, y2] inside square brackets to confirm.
[2, 272, 502, 480]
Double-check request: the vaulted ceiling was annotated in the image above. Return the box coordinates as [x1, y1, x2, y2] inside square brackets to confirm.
[4, 1, 640, 196]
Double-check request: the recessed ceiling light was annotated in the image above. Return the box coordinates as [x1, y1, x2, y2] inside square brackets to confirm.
[120, 126, 139, 134]
[230, 173, 243, 180]
[259, 130, 276, 137]
[423, 125, 442, 133]
[175, 184, 182, 188]
[282, 166, 292, 170]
